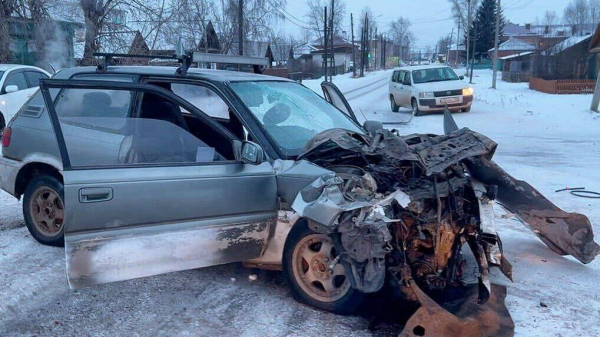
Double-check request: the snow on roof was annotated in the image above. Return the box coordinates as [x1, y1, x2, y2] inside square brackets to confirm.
[489, 38, 536, 52]
[499, 51, 535, 60]
[548, 34, 592, 55]
[503, 23, 533, 36]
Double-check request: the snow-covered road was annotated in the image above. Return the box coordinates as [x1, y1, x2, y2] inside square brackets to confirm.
[1, 69, 599, 336]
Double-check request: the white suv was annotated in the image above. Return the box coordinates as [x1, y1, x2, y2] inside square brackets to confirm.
[389, 65, 473, 116]
[0, 64, 50, 130]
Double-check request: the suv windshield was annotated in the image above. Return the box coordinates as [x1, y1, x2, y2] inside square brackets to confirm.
[230, 81, 362, 157]
[412, 67, 459, 84]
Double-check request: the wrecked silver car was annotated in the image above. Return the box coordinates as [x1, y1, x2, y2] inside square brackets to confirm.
[3, 61, 597, 336]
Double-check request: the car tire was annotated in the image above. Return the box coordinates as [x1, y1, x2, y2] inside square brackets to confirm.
[283, 220, 364, 314]
[390, 95, 400, 112]
[462, 106, 471, 112]
[412, 98, 423, 116]
[23, 175, 65, 247]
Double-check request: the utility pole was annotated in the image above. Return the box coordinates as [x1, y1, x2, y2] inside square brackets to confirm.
[323, 6, 328, 81]
[360, 14, 366, 77]
[351, 13, 356, 77]
[329, 0, 335, 81]
[447, 28, 454, 65]
[492, 0, 501, 89]
[456, 20, 461, 67]
[238, 0, 243, 70]
[466, 0, 471, 75]
[469, 22, 477, 84]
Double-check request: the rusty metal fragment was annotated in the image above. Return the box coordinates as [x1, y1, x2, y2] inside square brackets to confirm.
[467, 156, 600, 264]
[399, 280, 515, 337]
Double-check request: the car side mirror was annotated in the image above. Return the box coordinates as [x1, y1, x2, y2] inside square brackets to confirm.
[459, 76, 465, 80]
[363, 120, 384, 135]
[5, 85, 19, 93]
[235, 140, 265, 165]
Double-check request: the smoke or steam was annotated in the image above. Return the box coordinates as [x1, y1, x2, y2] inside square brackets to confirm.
[36, 21, 74, 72]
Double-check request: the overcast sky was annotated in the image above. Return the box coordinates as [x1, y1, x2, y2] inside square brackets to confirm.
[281, 0, 572, 48]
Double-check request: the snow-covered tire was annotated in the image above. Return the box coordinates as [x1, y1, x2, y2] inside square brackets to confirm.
[283, 220, 364, 314]
[23, 175, 65, 247]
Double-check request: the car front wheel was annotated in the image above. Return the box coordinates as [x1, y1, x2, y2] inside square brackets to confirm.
[23, 175, 65, 247]
[283, 220, 364, 314]
[412, 98, 423, 116]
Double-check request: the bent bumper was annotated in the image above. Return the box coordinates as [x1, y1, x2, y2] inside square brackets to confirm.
[419, 95, 473, 112]
[0, 156, 21, 197]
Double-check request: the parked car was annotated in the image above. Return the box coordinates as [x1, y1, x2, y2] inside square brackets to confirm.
[389, 65, 473, 116]
[0, 64, 50, 130]
[0, 63, 596, 334]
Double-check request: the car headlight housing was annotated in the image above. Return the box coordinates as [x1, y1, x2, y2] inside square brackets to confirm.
[462, 87, 474, 96]
[419, 92, 434, 99]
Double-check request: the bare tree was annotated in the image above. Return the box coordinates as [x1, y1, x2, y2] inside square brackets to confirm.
[564, 0, 589, 35]
[543, 10, 558, 26]
[448, 0, 480, 32]
[0, 1, 19, 62]
[388, 17, 414, 60]
[304, 0, 346, 41]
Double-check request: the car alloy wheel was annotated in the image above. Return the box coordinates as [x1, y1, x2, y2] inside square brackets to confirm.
[292, 234, 351, 302]
[29, 186, 64, 237]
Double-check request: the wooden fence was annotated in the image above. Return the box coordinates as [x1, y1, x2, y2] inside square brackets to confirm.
[529, 77, 596, 94]
[502, 71, 530, 83]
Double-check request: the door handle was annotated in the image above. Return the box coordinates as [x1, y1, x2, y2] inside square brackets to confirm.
[79, 188, 113, 203]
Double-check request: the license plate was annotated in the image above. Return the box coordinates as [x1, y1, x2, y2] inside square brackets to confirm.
[440, 97, 460, 104]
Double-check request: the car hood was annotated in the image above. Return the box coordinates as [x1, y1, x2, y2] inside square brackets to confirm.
[413, 80, 468, 92]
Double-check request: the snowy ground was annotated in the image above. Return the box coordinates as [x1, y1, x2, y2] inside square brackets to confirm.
[1, 69, 599, 336]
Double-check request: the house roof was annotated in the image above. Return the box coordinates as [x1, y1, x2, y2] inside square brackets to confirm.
[548, 34, 592, 55]
[499, 51, 535, 60]
[503, 23, 533, 36]
[489, 38, 536, 52]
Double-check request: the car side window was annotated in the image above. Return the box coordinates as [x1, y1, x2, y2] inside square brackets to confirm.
[402, 72, 411, 86]
[392, 71, 399, 83]
[171, 83, 230, 120]
[4, 72, 28, 92]
[52, 88, 231, 168]
[24, 71, 49, 88]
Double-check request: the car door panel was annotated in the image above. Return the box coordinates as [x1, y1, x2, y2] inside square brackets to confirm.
[320, 81, 359, 124]
[65, 165, 277, 288]
[39, 80, 279, 288]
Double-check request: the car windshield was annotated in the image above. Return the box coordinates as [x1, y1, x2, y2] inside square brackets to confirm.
[229, 81, 362, 157]
[412, 67, 459, 84]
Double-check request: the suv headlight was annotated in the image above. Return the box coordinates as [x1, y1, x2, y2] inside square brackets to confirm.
[419, 92, 434, 99]
[462, 87, 474, 96]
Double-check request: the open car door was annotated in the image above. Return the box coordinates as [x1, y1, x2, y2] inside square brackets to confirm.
[40, 79, 279, 288]
[321, 81, 360, 124]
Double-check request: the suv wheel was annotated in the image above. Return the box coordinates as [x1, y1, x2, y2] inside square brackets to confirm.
[23, 175, 65, 247]
[283, 220, 364, 314]
[412, 98, 423, 116]
[390, 95, 400, 112]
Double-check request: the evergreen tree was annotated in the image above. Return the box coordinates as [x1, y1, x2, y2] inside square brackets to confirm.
[468, 0, 504, 58]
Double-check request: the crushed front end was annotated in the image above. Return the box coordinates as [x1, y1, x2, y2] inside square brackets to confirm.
[291, 125, 599, 336]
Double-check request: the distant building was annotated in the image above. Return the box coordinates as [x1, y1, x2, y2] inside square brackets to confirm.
[4, 17, 81, 68]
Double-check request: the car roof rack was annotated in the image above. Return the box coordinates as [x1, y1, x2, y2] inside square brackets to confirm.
[93, 52, 270, 75]
[93, 52, 193, 75]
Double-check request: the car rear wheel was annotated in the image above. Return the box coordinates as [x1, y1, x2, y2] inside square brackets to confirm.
[390, 95, 400, 112]
[283, 220, 364, 314]
[412, 98, 423, 116]
[23, 175, 65, 247]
